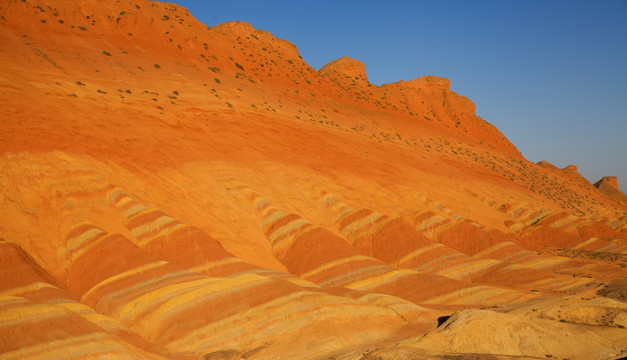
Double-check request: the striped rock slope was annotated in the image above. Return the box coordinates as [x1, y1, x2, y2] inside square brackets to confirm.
[0, 241, 170, 360]
[427, 212, 625, 286]
[243, 187, 533, 307]
[318, 191, 597, 293]
[61, 220, 418, 358]
[109, 187, 271, 278]
[1, 1, 626, 358]
[487, 199, 627, 251]
[524, 212, 627, 252]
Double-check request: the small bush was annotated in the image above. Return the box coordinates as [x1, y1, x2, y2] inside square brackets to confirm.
[78, 25, 87, 31]
[154, 64, 161, 69]
[214, 78, 220, 84]
[103, 51, 111, 56]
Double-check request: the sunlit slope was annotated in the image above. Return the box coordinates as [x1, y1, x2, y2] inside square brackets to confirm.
[1, 1, 626, 359]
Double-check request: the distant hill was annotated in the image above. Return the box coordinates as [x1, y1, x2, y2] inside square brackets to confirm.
[595, 176, 627, 203]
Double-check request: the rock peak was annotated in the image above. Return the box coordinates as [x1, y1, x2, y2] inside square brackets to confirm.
[594, 176, 627, 203]
[319, 57, 368, 83]
[595, 176, 619, 190]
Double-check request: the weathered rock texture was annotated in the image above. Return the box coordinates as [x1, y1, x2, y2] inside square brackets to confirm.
[0, 1, 626, 359]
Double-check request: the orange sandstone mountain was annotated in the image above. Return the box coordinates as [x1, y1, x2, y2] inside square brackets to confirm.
[595, 176, 627, 204]
[1, 1, 626, 359]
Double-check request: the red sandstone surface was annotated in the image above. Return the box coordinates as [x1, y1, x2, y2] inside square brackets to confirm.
[1, 1, 626, 359]
[595, 176, 627, 204]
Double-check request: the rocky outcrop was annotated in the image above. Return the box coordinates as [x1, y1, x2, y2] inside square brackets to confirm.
[595, 176, 620, 189]
[595, 176, 627, 203]
[319, 56, 369, 89]
[412, 308, 627, 359]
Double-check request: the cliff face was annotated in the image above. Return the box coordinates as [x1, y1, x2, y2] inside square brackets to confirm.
[1, 1, 626, 359]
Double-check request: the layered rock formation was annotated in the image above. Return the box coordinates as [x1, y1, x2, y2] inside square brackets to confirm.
[595, 176, 627, 204]
[1, 1, 626, 359]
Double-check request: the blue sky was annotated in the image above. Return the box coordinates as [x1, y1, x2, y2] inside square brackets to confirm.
[172, 0, 627, 190]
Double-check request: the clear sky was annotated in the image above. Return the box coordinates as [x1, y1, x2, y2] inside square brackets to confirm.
[172, 0, 627, 190]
